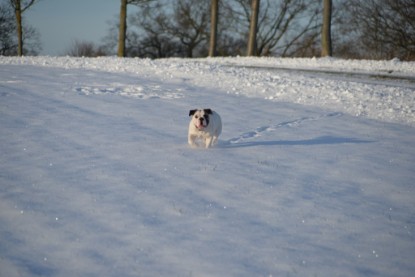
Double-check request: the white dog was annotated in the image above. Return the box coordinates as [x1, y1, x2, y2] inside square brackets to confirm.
[188, 108, 222, 148]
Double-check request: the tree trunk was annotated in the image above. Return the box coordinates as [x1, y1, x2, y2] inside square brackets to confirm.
[247, 0, 260, 56]
[10, 0, 37, 56]
[209, 0, 219, 57]
[14, 0, 23, 56]
[118, 0, 127, 57]
[321, 0, 332, 57]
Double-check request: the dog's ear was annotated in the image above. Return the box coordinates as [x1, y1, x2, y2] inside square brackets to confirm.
[204, 108, 213, 114]
[189, 109, 197, 116]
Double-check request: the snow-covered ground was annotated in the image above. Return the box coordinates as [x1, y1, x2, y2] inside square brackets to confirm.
[2, 56, 415, 126]
[1, 56, 414, 276]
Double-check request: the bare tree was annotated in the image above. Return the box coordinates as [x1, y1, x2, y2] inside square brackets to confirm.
[209, 0, 219, 57]
[321, 0, 332, 57]
[125, 0, 239, 58]
[1, 1, 41, 55]
[117, 0, 153, 57]
[138, 0, 210, 58]
[21, 23, 41, 55]
[339, 0, 415, 60]
[232, 0, 321, 57]
[247, 0, 260, 56]
[0, 3, 16, 55]
[170, 0, 210, 57]
[128, 4, 184, 58]
[8, 0, 37, 56]
[66, 40, 107, 57]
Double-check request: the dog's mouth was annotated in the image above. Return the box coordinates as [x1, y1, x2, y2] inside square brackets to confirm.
[194, 116, 209, 130]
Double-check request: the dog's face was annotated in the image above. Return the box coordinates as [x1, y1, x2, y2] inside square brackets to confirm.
[189, 109, 212, 129]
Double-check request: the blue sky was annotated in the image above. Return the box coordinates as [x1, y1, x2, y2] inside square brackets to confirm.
[26, 0, 131, 55]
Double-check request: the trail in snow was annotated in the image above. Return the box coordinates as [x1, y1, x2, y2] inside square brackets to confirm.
[227, 112, 344, 144]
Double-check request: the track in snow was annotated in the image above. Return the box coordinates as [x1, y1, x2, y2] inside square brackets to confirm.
[226, 112, 344, 145]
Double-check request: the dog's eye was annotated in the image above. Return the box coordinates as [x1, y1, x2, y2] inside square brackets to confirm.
[195, 115, 199, 119]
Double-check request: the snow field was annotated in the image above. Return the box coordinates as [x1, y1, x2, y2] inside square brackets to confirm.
[1, 56, 414, 126]
[0, 57, 414, 276]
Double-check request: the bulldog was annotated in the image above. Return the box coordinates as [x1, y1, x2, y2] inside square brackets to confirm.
[188, 108, 222, 148]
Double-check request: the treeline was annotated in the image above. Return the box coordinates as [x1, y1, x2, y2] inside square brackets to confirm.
[1, 0, 41, 56]
[1, 0, 414, 60]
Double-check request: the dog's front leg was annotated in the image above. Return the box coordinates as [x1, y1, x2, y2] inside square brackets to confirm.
[212, 136, 218, 146]
[188, 134, 198, 148]
[205, 137, 214, 148]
